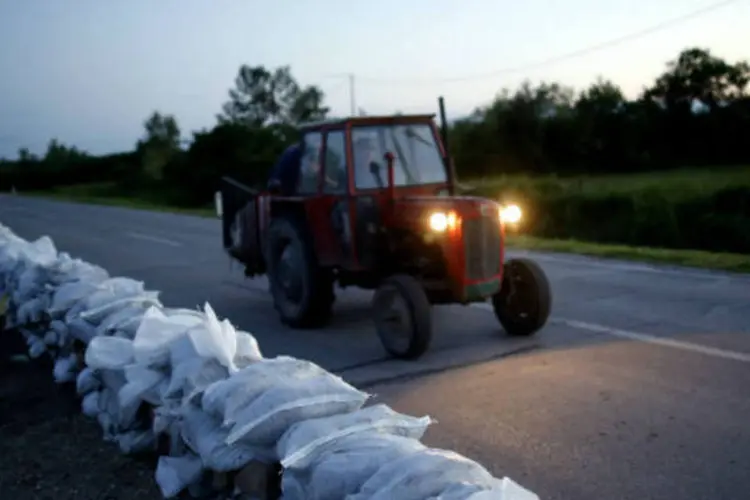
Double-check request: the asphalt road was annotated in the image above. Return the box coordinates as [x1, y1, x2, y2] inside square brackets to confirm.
[2, 194, 750, 500]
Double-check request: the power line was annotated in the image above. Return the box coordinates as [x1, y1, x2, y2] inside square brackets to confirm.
[350, 0, 743, 85]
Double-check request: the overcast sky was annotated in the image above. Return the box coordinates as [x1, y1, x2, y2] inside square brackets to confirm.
[0, 0, 747, 158]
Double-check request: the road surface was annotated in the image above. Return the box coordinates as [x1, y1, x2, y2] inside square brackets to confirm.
[2, 194, 750, 500]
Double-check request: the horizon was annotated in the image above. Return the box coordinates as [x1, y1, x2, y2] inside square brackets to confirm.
[0, 0, 747, 159]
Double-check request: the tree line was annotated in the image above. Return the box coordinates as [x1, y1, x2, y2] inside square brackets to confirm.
[1, 47, 749, 252]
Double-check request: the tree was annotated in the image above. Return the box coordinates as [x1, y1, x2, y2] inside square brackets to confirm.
[644, 47, 750, 112]
[136, 111, 181, 181]
[218, 65, 329, 127]
[17, 147, 37, 163]
[139, 111, 181, 150]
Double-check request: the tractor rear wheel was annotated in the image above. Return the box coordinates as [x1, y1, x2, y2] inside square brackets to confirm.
[492, 258, 551, 337]
[266, 215, 334, 328]
[373, 275, 432, 360]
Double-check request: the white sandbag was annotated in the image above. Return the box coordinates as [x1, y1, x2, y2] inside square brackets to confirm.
[226, 371, 369, 447]
[81, 277, 146, 307]
[132, 306, 203, 367]
[163, 357, 229, 403]
[180, 403, 272, 472]
[202, 356, 327, 424]
[155, 454, 204, 499]
[282, 432, 426, 500]
[43, 329, 58, 346]
[81, 390, 100, 417]
[14, 269, 48, 304]
[16, 295, 47, 325]
[152, 403, 190, 457]
[49, 319, 68, 337]
[100, 368, 127, 392]
[279, 403, 433, 469]
[76, 367, 101, 395]
[53, 354, 79, 383]
[186, 303, 238, 373]
[441, 478, 540, 500]
[234, 330, 263, 367]
[55, 258, 109, 287]
[49, 280, 102, 316]
[96, 303, 150, 337]
[80, 291, 161, 325]
[118, 363, 168, 413]
[67, 317, 99, 344]
[96, 388, 121, 436]
[117, 429, 156, 455]
[348, 448, 497, 500]
[85, 336, 135, 370]
[28, 336, 46, 358]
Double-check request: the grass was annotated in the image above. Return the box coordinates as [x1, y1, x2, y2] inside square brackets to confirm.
[506, 234, 750, 273]
[25, 182, 215, 217]
[16, 178, 750, 274]
[467, 165, 750, 201]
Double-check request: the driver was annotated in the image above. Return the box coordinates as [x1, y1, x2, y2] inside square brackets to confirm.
[268, 143, 302, 195]
[353, 136, 382, 188]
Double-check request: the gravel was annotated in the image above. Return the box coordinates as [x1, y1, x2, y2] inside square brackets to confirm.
[0, 329, 160, 500]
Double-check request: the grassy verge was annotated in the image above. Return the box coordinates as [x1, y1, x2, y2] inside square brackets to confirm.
[506, 234, 750, 273]
[24, 183, 215, 218]
[19, 183, 750, 274]
[466, 165, 750, 201]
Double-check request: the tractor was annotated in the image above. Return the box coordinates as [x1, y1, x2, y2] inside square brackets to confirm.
[216, 97, 552, 360]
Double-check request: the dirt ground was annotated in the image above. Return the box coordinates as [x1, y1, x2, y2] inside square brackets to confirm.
[0, 328, 161, 500]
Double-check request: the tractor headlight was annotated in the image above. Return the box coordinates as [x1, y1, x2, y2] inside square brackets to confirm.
[428, 211, 457, 232]
[500, 204, 522, 224]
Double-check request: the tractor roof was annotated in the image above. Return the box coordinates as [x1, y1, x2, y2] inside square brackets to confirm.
[298, 114, 436, 132]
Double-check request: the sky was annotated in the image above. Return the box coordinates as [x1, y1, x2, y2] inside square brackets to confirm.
[0, 0, 747, 158]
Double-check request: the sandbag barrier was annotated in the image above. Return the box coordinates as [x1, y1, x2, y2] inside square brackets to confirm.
[0, 223, 539, 500]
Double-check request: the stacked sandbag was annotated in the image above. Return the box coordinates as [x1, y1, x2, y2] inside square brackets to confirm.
[0, 223, 539, 500]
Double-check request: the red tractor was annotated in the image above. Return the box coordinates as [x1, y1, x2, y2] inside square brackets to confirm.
[217, 98, 551, 360]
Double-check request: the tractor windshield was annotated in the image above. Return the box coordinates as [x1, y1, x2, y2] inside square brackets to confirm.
[352, 123, 448, 190]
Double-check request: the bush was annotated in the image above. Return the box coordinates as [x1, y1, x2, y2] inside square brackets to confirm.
[477, 183, 750, 254]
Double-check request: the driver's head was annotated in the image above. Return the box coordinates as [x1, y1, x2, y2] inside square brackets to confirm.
[354, 136, 375, 162]
[304, 144, 322, 173]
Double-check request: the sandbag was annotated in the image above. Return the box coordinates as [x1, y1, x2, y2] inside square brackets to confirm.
[49, 280, 102, 316]
[155, 454, 204, 498]
[348, 448, 498, 500]
[186, 303, 240, 373]
[132, 306, 203, 368]
[180, 403, 272, 472]
[278, 403, 433, 469]
[439, 478, 541, 500]
[53, 353, 79, 383]
[201, 356, 325, 424]
[76, 367, 101, 395]
[226, 370, 369, 447]
[85, 336, 135, 370]
[163, 357, 229, 403]
[282, 432, 426, 500]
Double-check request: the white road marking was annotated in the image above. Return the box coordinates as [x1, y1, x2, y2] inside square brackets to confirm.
[470, 302, 750, 363]
[125, 231, 182, 247]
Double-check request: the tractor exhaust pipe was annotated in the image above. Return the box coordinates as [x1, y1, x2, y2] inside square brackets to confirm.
[384, 151, 396, 204]
[438, 96, 457, 195]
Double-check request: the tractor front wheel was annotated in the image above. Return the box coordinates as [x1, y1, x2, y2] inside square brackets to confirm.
[266, 216, 334, 328]
[373, 275, 432, 360]
[492, 258, 552, 337]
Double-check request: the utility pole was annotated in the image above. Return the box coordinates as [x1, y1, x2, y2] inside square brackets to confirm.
[348, 73, 356, 116]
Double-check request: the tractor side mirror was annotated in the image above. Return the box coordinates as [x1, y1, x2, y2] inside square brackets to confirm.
[267, 178, 282, 195]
